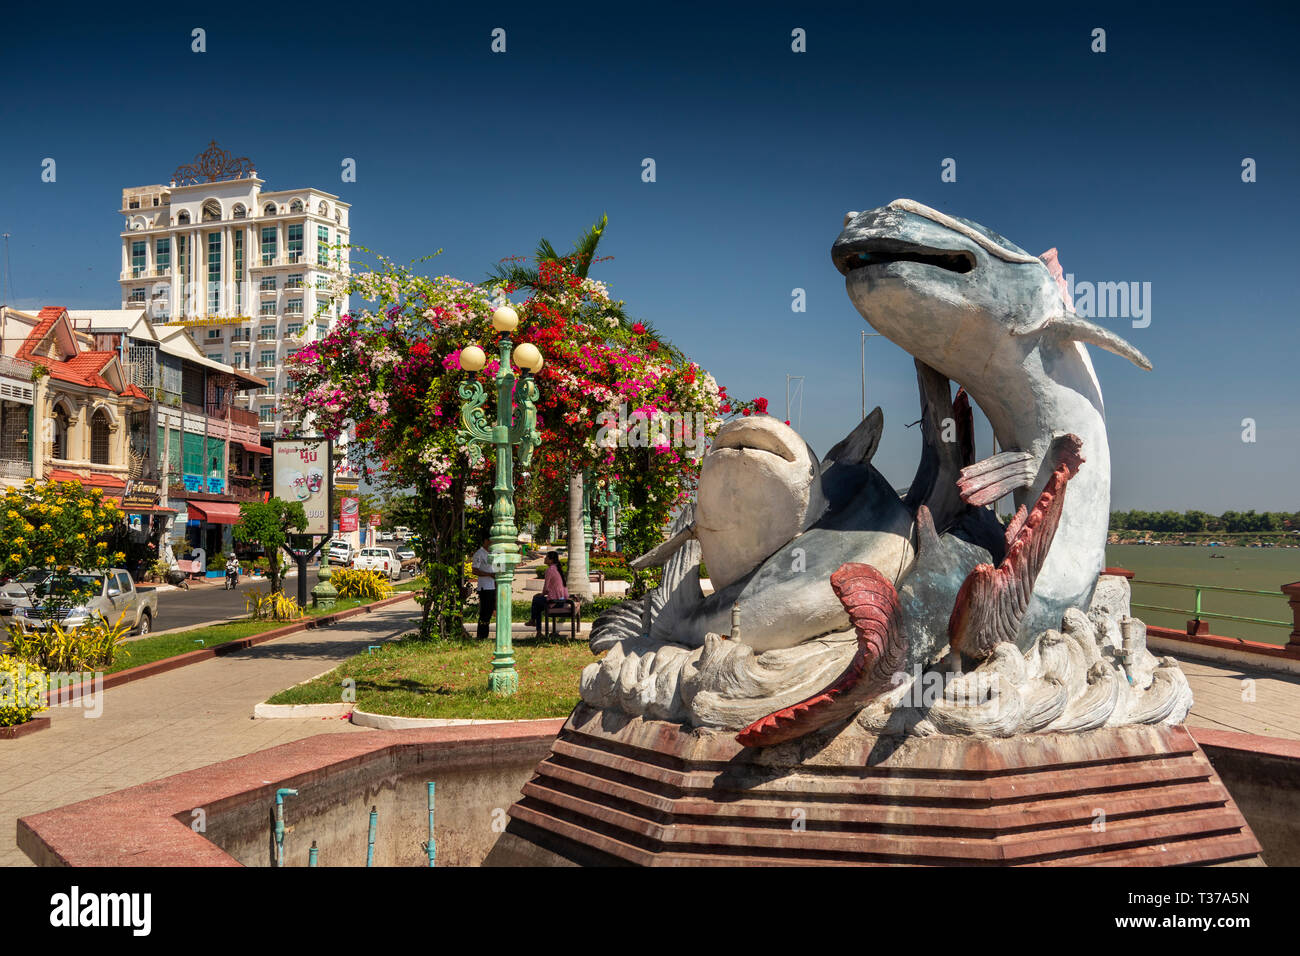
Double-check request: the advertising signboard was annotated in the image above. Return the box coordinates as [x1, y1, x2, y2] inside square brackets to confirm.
[272, 438, 332, 536]
[369, 513, 382, 528]
[340, 496, 360, 533]
[121, 479, 161, 511]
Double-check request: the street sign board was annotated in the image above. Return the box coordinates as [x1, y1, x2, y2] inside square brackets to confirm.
[272, 438, 332, 536]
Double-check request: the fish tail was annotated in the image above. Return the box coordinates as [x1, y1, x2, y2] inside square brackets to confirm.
[737, 563, 904, 747]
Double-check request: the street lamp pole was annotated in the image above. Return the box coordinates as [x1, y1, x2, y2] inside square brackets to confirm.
[457, 306, 544, 696]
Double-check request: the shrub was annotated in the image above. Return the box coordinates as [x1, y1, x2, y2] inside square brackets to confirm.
[0, 656, 48, 727]
[331, 567, 394, 601]
[6, 615, 132, 671]
[246, 589, 305, 621]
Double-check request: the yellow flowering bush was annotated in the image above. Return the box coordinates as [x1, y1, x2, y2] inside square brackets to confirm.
[330, 567, 394, 601]
[0, 481, 124, 582]
[0, 656, 48, 727]
[6, 615, 132, 672]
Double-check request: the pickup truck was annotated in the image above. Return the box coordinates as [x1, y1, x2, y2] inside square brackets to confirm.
[350, 547, 402, 581]
[9, 569, 158, 636]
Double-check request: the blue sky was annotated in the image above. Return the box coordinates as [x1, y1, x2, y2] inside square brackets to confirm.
[1, 1, 1296, 510]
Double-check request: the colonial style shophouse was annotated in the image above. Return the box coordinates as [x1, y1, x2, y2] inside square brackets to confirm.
[0, 306, 266, 565]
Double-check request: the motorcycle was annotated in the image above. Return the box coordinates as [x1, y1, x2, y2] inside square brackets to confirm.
[224, 568, 240, 590]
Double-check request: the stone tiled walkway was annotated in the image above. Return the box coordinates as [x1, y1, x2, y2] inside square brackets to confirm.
[0, 598, 423, 867]
[2, 600, 1297, 866]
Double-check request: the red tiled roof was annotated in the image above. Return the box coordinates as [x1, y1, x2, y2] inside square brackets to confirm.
[16, 307, 66, 362]
[120, 384, 149, 400]
[20, 309, 135, 396]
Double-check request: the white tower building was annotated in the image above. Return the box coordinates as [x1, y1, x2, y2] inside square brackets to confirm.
[118, 143, 350, 445]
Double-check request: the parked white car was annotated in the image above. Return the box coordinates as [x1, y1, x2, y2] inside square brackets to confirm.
[351, 547, 402, 581]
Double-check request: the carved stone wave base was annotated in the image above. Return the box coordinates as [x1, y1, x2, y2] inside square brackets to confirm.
[489, 703, 1262, 866]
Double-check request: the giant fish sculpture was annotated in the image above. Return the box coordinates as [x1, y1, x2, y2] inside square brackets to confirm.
[580, 199, 1191, 746]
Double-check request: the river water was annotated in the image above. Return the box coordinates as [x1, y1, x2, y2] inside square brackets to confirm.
[1105, 544, 1300, 645]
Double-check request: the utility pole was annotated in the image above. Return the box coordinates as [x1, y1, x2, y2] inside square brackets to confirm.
[1, 233, 10, 307]
[861, 330, 882, 421]
[785, 374, 804, 429]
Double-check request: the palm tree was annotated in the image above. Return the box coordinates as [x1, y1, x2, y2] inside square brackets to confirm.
[484, 216, 685, 600]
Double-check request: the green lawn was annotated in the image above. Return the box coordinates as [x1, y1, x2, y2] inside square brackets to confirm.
[265, 631, 597, 720]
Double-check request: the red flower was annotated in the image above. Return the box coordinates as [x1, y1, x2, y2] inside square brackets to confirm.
[720, 403, 732, 413]
[754, 397, 768, 414]
[631, 322, 646, 334]
[741, 408, 751, 416]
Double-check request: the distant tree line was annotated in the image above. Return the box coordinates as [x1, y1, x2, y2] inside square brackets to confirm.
[1109, 510, 1299, 534]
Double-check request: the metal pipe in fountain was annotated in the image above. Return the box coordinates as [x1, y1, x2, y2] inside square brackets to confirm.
[366, 805, 378, 867]
[274, 788, 298, 867]
[426, 782, 436, 867]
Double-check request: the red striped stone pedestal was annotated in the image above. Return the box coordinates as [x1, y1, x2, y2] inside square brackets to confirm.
[489, 703, 1262, 866]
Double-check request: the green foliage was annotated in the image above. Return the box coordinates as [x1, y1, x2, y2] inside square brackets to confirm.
[0, 656, 47, 727]
[0, 480, 126, 582]
[232, 498, 307, 594]
[6, 615, 133, 671]
[1110, 509, 1297, 535]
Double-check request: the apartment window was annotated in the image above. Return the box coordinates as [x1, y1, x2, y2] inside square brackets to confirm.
[259, 350, 275, 368]
[155, 238, 170, 272]
[260, 275, 277, 291]
[260, 227, 276, 264]
[258, 325, 276, 340]
[317, 226, 329, 265]
[286, 273, 303, 289]
[129, 287, 145, 303]
[287, 224, 303, 263]
[207, 353, 223, 363]
[232, 353, 248, 369]
[206, 328, 221, 339]
[177, 235, 187, 275]
[232, 328, 251, 342]
[258, 405, 275, 423]
[207, 233, 221, 313]
[315, 275, 329, 289]
[286, 298, 303, 315]
[286, 322, 302, 337]
[316, 324, 328, 338]
[90, 410, 112, 465]
[232, 204, 246, 220]
[260, 302, 277, 317]
[131, 241, 146, 276]
[234, 232, 243, 310]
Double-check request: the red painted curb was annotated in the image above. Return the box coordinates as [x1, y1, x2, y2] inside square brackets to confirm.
[43, 592, 420, 705]
[1146, 624, 1300, 662]
[0, 716, 51, 740]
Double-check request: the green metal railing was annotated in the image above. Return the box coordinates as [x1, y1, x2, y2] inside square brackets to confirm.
[1130, 580, 1291, 630]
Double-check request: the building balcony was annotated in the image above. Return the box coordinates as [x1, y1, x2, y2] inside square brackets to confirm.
[259, 287, 278, 296]
[0, 458, 33, 480]
[226, 475, 264, 502]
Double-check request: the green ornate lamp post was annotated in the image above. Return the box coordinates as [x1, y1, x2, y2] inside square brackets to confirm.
[456, 305, 544, 695]
[595, 478, 617, 553]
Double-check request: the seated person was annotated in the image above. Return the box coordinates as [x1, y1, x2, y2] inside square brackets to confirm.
[527, 551, 569, 629]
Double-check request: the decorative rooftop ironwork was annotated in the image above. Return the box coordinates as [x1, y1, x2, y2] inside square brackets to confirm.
[171, 141, 255, 186]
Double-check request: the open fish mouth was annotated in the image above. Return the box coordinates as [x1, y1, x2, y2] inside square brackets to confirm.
[832, 237, 975, 276]
[710, 418, 800, 462]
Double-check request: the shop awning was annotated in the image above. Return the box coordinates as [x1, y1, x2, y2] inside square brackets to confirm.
[237, 441, 273, 455]
[187, 501, 243, 525]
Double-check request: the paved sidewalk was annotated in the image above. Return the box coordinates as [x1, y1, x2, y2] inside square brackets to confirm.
[1, 597, 423, 867]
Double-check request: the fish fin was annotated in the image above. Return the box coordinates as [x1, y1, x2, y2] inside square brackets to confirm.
[737, 563, 906, 747]
[824, 406, 883, 467]
[628, 521, 696, 570]
[648, 507, 705, 643]
[1036, 312, 1153, 371]
[952, 388, 976, 468]
[956, 449, 1038, 507]
[948, 435, 1085, 659]
[1004, 504, 1029, 548]
[904, 361, 967, 533]
[915, 504, 941, 558]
